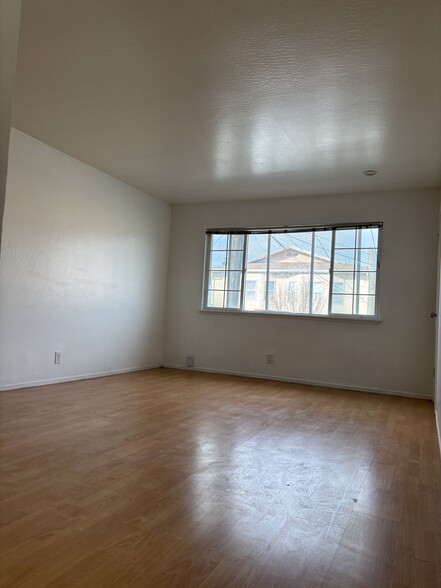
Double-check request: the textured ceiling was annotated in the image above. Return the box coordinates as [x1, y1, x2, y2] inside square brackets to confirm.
[13, 0, 441, 203]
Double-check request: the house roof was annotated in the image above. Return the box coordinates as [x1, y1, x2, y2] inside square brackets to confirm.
[248, 247, 336, 271]
[211, 246, 374, 272]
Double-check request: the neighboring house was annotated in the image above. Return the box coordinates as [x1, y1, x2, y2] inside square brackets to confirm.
[245, 247, 330, 314]
[211, 245, 377, 315]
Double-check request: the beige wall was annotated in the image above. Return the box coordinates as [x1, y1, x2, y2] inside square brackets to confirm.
[164, 189, 440, 398]
[0, 130, 171, 389]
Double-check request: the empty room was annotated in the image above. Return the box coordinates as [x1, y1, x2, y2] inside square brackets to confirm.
[1, 0, 441, 586]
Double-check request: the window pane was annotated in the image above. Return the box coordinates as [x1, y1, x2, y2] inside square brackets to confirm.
[353, 294, 376, 316]
[244, 234, 269, 311]
[335, 229, 356, 249]
[210, 250, 226, 269]
[313, 231, 333, 255]
[230, 234, 245, 250]
[226, 249, 243, 271]
[360, 227, 379, 248]
[311, 277, 329, 314]
[268, 232, 312, 313]
[208, 271, 225, 290]
[207, 290, 224, 307]
[333, 272, 354, 294]
[268, 280, 275, 304]
[226, 291, 240, 308]
[331, 293, 353, 314]
[334, 249, 355, 271]
[206, 233, 245, 310]
[268, 273, 309, 313]
[225, 271, 242, 291]
[312, 231, 331, 314]
[355, 272, 377, 295]
[244, 276, 266, 310]
[245, 280, 257, 303]
[277, 231, 313, 254]
[211, 234, 228, 250]
[356, 248, 377, 271]
[246, 234, 269, 262]
[331, 227, 379, 315]
[313, 231, 332, 260]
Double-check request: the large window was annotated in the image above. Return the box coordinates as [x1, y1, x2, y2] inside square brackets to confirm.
[203, 223, 381, 318]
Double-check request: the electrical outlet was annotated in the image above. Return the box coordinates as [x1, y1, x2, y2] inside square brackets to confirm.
[186, 355, 194, 368]
[54, 351, 61, 364]
[266, 354, 274, 365]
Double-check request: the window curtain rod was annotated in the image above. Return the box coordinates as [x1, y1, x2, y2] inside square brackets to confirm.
[206, 222, 383, 235]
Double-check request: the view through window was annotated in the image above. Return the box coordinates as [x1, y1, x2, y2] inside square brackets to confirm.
[204, 224, 381, 317]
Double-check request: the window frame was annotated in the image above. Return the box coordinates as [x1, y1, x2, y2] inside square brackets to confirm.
[202, 223, 382, 321]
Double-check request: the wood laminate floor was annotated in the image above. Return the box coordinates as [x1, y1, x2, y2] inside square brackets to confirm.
[0, 368, 440, 587]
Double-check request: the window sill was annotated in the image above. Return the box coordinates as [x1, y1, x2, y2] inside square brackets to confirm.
[200, 308, 382, 323]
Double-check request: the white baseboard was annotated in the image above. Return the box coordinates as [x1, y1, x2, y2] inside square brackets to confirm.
[0, 364, 161, 392]
[436, 409, 441, 458]
[161, 363, 433, 400]
[2, 362, 433, 402]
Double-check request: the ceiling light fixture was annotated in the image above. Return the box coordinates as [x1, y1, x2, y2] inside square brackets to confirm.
[363, 169, 378, 176]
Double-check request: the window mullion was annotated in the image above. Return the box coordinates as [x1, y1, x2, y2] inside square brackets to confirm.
[203, 234, 212, 309]
[223, 234, 229, 308]
[354, 228, 362, 314]
[328, 230, 336, 315]
[265, 234, 271, 311]
[374, 226, 382, 317]
[309, 232, 315, 315]
[239, 234, 248, 311]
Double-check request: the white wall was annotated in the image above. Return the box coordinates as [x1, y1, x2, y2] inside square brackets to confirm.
[0, 0, 22, 250]
[0, 130, 170, 390]
[164, 189, 440, 399]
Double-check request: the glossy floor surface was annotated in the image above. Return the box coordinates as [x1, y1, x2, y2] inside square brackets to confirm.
[1, 368, 440, 587]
